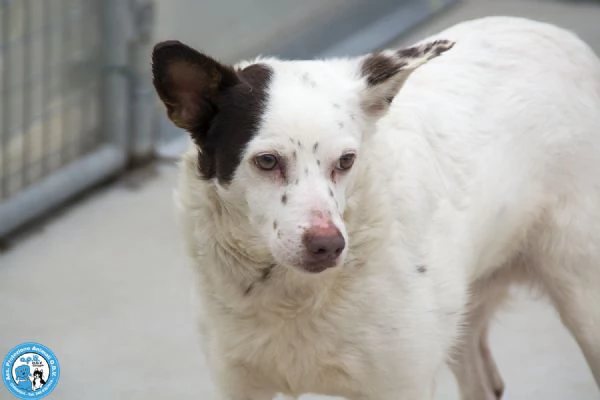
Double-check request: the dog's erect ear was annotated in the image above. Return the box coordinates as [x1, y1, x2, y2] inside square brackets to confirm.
[359, 39, 454, 117]
[152, 41, 240, 141]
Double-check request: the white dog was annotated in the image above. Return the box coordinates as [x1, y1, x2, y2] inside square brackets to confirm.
[152, 16, 600, 400]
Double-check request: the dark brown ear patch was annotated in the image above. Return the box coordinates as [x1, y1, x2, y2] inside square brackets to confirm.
[361, 53, 407, 86]
[152, 40, 274, 183]
[152, 41, 239, 138]
[359, 39, 454, 116]
[397, 40, 454, 59]
[361, 39, 455, 87]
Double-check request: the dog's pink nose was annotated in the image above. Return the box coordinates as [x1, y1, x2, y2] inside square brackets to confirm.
[302, 224, 345, 262]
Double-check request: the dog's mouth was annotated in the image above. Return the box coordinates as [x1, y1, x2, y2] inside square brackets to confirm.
[295, 259, 340, 274]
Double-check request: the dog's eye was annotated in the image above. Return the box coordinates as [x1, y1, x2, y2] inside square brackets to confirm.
[254, 153, 279, 171]
[336, 153, 356, 171]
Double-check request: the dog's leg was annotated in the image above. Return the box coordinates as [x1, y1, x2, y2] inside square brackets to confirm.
[450, 323, 504, 400]
[449, 283, 507, 400]
[534, 207, 600, 388]
[543, 259, 600, 387]
[478, 326, 504, 397]
[552, 292, 600, 387]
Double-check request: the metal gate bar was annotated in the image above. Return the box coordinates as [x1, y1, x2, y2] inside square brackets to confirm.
[0, 146, 125, 234]
[0, 0, 135, 237]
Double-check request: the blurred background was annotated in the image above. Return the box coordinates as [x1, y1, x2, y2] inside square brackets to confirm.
[1, 0, 599, 399]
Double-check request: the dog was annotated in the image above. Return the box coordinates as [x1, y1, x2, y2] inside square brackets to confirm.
[152, 16, 600, 400]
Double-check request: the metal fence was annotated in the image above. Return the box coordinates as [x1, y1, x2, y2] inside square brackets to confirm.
[0, 0, 154, 237]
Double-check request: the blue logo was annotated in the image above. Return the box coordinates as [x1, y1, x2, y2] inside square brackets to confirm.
[2, 342, 60, 399]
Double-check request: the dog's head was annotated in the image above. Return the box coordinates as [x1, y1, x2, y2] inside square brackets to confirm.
[153, 40, 453, 274]
[15, 365, 30, 379]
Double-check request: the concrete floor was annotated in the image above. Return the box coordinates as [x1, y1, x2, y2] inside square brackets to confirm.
[2, 0, 600, 399]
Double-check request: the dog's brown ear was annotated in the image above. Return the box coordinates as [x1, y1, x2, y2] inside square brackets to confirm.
[152, 41, 240, 140]
[360, 39, 455, 117]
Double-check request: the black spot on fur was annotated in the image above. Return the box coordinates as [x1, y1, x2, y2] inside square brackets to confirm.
[317, 160, 321, 166]
[304, 167, 308, 176]
[416, 265, 427, 273]
[295, 178, 299, 185]
[281, 193, 288, 204]
[297, 140, 303, 149]
[329, 188, 334, 197]
[292, 150, 297, 160]
[313, 142, 319, 152]
[152, 42, 273, 183]
[244, 284, 255, 296]
[273, 221, 278, 230]
[261, 264, 275, 281]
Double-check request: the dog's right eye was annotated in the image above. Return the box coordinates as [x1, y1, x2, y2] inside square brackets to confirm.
[254, 153, 279, 171]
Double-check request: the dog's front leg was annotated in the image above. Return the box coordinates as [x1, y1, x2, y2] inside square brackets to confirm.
[449, 280, 508, 400]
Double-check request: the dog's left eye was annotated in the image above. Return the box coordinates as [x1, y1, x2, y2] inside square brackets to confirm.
[254, 153, 279, 171]
[336, 153, 356, 171]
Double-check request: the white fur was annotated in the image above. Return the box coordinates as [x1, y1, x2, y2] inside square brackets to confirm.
[175, 17, 600, 399]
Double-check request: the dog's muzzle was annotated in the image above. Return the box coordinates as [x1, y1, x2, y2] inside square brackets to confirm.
[300, 221, 345, 273]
